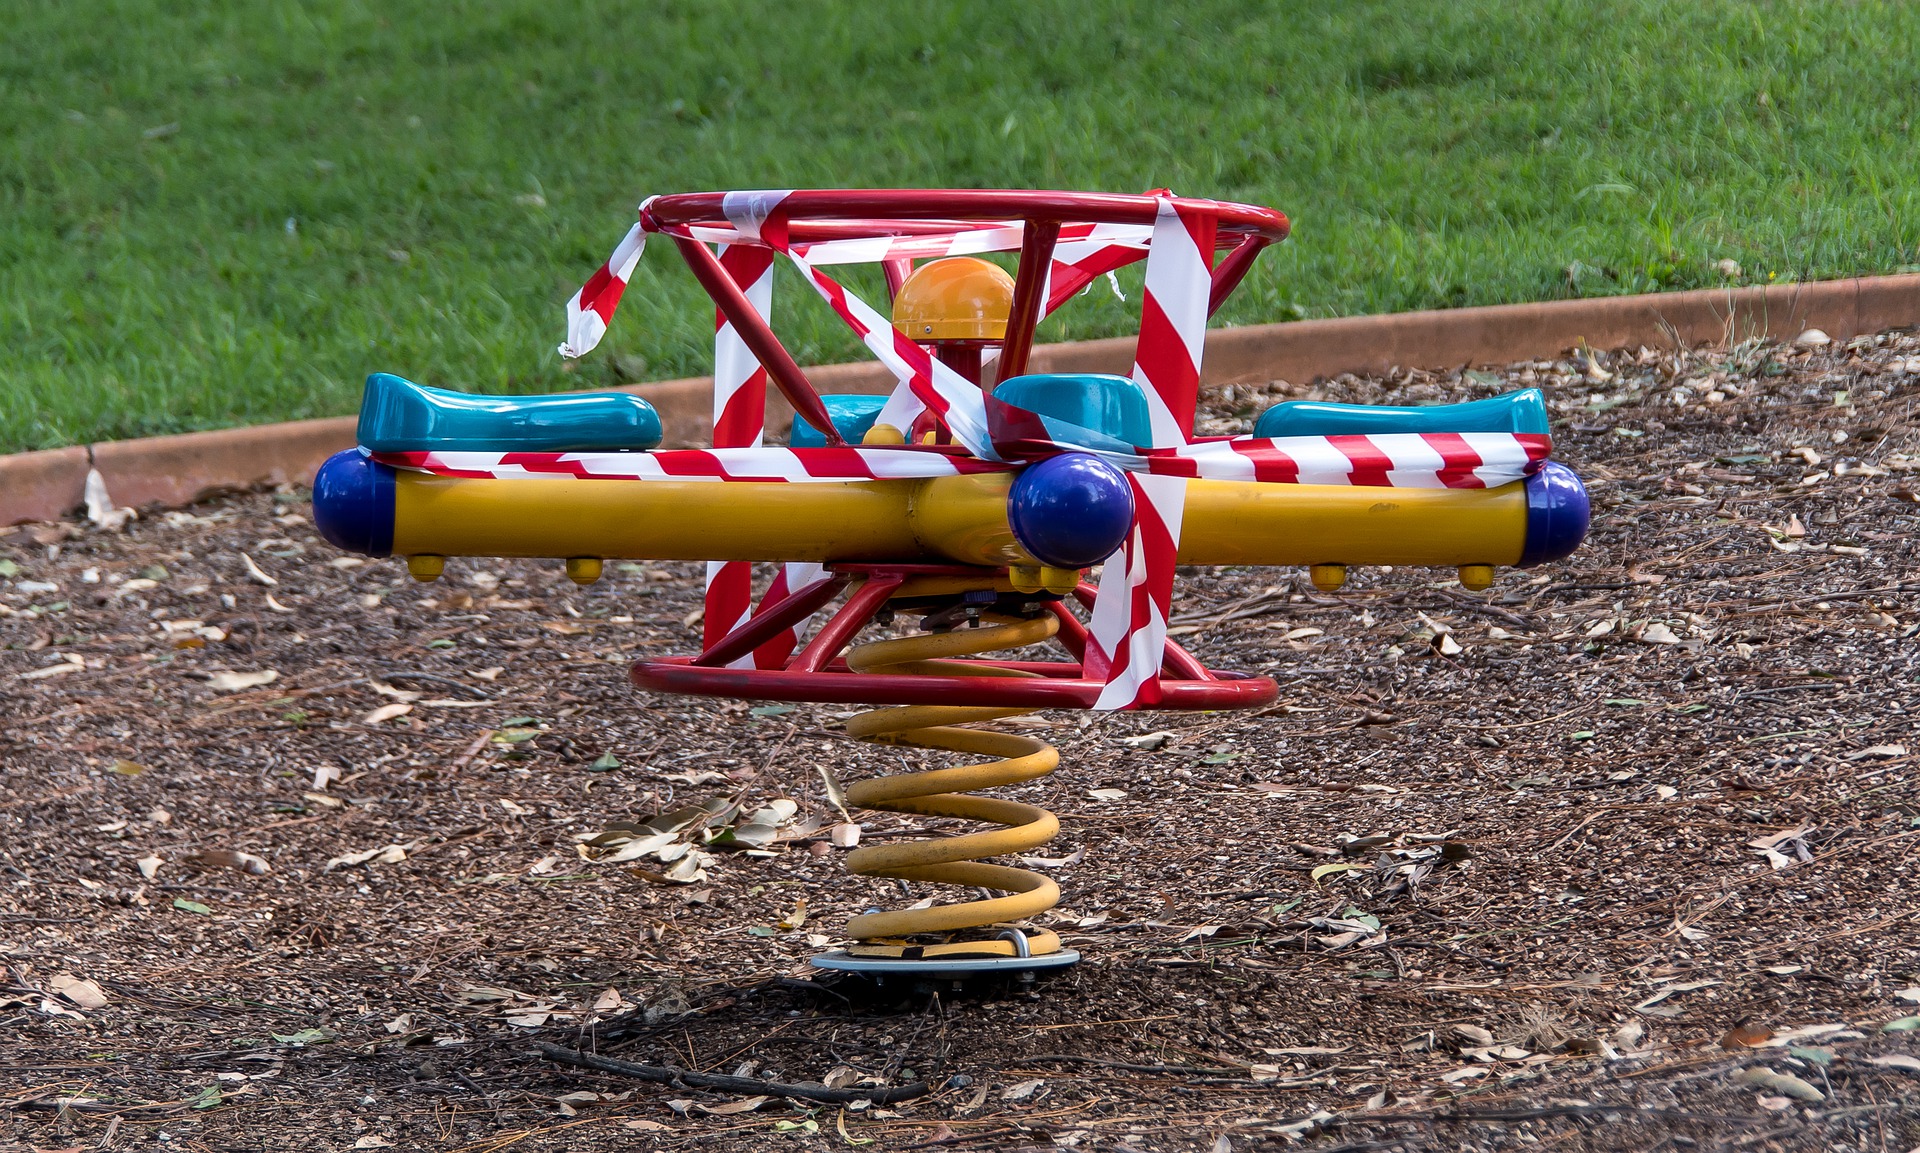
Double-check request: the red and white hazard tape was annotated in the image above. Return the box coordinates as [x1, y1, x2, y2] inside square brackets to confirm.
[371, 431, 1546, 489]
[545, 190, 1549, 708]
[703, 242, 823, 668]
[1084, 473, 1186, 710]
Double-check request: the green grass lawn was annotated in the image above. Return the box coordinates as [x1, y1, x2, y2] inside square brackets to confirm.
[4, 0, 1918, 452]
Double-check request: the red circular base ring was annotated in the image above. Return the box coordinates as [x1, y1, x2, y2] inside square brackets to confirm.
[630, 656, 1278, 711]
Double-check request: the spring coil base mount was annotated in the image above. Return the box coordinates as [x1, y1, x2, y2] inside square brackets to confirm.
[628, 564, 1278, 980]
[817, 614, 1078, 977]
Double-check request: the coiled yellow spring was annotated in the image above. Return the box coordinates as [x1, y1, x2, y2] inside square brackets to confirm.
[838, 614, 1066, 960]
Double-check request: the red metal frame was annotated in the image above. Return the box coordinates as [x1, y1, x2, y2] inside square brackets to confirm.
[650, 189, 1291, 442]
[671, 233, 845, 445]
[789, 573, 905, 673]
[631, 658, 1274, 710]
[631, 564, 1279, 712]
[644, 190, 1289, 243]
[995, 218, 1060, 383]
[1208, 236, 1271, 318]
[882, 257, 914, 303]
[691, 572, 850, 668]
[633, 192, 1293, 713]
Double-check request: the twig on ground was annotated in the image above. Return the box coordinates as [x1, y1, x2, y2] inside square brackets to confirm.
[1003, 1053, 1242, 1075]
[1434, 589, 1536, 629]
[1367, 1101, 1771, 1127]
[1391, 939, 1514, 970]
[11, 1094, 194, 1117]
[901, 1126, 1028, 1150]
[450, 1066, 507, 1126]
[378, 670, 495, 699]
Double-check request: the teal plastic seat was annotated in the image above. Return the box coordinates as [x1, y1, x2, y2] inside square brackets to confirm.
[993, 373, 1152, 447]
[790, 395, 889, 447]
[357, 373, 663, 453]
[795, 377, 1154, 449]
[1252, 388, 1549, 439]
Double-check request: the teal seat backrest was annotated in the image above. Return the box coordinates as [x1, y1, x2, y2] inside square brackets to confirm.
[1252, 388, 1549, 439]
[357, 373, 663, 453]
[790, 395, 889, 447]
[993, 373, 1152, 447]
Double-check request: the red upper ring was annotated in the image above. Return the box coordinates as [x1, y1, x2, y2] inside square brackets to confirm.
[643, 189, 1290, 247]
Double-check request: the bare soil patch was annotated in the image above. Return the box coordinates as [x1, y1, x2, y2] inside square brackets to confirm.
[4, 332, 1919, 1151]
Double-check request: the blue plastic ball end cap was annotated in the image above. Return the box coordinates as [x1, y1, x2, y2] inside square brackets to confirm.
[1007, 453, 1136, 569]
[1519, 462, 1590, 566]
[311, 450, 396, 557]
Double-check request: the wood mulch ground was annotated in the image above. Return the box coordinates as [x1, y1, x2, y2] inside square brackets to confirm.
[4, 330, 1919, 1152]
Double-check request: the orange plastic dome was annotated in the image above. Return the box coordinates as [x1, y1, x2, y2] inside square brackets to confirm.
[890, 257, 1015, 343]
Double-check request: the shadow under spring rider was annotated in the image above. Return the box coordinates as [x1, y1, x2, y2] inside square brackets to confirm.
[314, 189, 1588, 981]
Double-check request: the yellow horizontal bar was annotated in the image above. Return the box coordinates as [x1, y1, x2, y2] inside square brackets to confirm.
[388, 470, 1530, 570]
[391, 474, 922, 562]
[1179, 478, 1529, 567]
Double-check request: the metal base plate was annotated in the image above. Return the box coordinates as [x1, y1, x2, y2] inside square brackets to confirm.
[809, 949, 1081, 979]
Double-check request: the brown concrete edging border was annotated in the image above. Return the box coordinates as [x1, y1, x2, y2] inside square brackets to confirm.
[88, 417, 360, 515]
[0, 446, 93, 527]
[6, 272, 1917, 525]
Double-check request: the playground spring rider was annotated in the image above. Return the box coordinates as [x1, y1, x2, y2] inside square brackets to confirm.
[314, 190, 1589, 980]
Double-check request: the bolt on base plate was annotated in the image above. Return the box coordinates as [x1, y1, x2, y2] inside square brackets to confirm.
[808, 949, 1081, 980]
